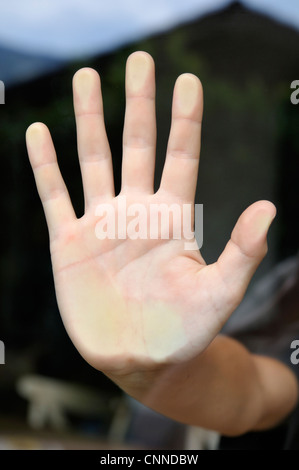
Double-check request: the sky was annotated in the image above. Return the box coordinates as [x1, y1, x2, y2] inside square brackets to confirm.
[0, 0, 298, 85]
[0, 0, 231, 58]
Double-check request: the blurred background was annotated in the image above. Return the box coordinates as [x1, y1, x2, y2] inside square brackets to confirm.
[0, 0, 298, 450]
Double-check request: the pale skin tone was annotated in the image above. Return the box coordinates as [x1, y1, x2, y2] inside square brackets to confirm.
[26, 51, 298, 437]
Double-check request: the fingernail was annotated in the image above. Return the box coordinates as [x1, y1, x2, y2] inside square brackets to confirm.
[176, 74, 200, 116]
[126, 53, 152, 94]
[26, 123, 44, 149]
[73, 69, 94, 107]
[254, 211, 276, 236]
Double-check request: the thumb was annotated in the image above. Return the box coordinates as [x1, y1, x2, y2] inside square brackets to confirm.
[217, 200, 276, 307]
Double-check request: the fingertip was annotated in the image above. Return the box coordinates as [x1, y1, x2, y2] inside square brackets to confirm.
[126, 50, 154, 66]
[26, 121, 48, 134]
[175, 73, 203, 92]
[250, 200, 277, 219]
[231, 200, 277, 259]
[174, 73, 203, 119]
[73, 67, 101, 96]
[26, 122, 49, 147]
[73, 67, 100, 83]
[241, 200, 276, 236]
[126, 51, 155, 96]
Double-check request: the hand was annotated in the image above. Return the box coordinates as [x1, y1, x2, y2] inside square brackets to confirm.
[26, 51, 276, 377]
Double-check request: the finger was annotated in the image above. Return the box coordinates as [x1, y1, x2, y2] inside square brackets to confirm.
[26, 122, 76, 235]
[159, 74, 203, 201]
[121, 51, 156, 193]
[216, 200, 277, 308]
[73, 68, 114, 207]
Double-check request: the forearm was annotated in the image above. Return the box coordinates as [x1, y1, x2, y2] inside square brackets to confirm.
[106, 335, 299, 436]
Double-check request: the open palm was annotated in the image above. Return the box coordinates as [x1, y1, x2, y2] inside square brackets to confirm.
[26, 52, 276, 376]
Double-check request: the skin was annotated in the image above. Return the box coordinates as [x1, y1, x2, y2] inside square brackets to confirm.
[26, 51, 298, 436]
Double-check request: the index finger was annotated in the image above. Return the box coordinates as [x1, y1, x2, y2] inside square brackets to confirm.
[159, 74, 203, 202]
